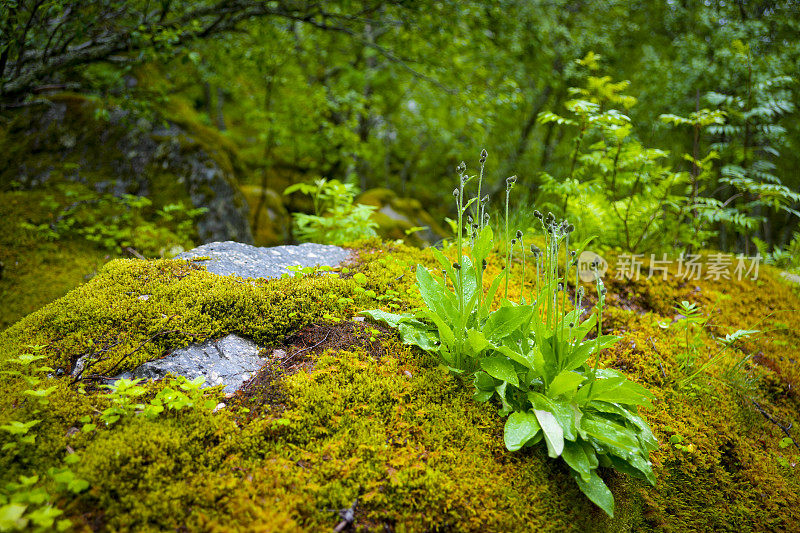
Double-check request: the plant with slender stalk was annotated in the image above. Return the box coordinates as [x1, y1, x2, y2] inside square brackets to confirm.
[673, 301, 706, 370]
[363, 151, 657, 517]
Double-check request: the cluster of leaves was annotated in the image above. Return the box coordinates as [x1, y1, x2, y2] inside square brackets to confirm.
[92, 375, 215, 427]
[284, 178, 378, 245]
[705, 41, 800, 233]
[364, 153, 657, 516]
[754, 232, 800, 272]
[0, 346, 87, 532]
[531, 48, 799, 254]
[535, 56, 743, 252]
[662, 301, 760, 392]
[20, 186, 206, 257]
[0, 341, 217, 531]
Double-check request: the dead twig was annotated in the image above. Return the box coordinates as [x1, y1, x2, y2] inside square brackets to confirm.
[333, 498, 358, 532]
[648, 336, 667, 380]
[287, 331, 332, 362]
[751, 399, 800, 452]
[124, 246, 146, 260]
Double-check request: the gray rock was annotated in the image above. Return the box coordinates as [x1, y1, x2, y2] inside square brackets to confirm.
[126, 334, 264, 393]
[177, 241, 353, 279]
[106, 242, 353, 391]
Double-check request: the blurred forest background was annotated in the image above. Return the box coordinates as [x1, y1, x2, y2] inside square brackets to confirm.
[1, 0, 800, 324]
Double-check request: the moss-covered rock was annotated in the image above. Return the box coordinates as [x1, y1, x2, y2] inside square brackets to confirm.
[0, 93, 253, 244]
[239, 184, 291, 246]
[1, 241, 799, 531]
[358, 188, 448, 247]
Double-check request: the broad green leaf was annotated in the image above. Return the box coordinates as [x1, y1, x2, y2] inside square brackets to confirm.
[360, 309, 412, 329]
[0, 503, 27, 530]
[480, 269, 507, 320]
[534, 335, 558, 385]
[416, 266, 458, 324]
[548, 370, 585, 399]
[26, 504, 63, 528]
[504, 411, 541, 451]
[533, 406, 564, 457]
[472, 225, 494, 264]
[574, 376, 625, 403]
[573, 469, 615, 517]
[581, 413, 642, 457]
[473, 371, 496, 391]
[595, 368, 625, 379]
[429, 250, 462, 311]
[575, 312, 597, 336]
[459, 256, 478, 311]
[474, 389, 494, 402]
[587, 401, 658, 451]
[562, 440, 596, 481]
[0, 420, 40, 435]
[419, 309, 455, 349]
[529, 392, 579, 441]
[480, 356, 519, 387]
[608, 453, 656, 486]
[484, 304, 533, 341]
[495, 381, 514, 416]
[564, 335, 620, 372]
[590, 379, 655, 406]
[466, 328, 492, 354]
[398, 323, 439, 351]
[431, 247, 456, 277]
[496, 344, 536, 371]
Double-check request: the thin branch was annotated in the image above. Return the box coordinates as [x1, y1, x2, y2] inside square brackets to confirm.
[751, 399, 800, 452]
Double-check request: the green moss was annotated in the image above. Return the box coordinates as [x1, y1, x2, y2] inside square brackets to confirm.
[1, 241, 799, 530]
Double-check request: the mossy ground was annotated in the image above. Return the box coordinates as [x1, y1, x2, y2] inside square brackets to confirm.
[1, 240, 799, 531]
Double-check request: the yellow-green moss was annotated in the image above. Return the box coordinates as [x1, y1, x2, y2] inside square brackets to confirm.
[1, 241, 800, 531]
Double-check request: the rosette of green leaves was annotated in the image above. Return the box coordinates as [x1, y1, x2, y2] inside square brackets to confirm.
[363, 155, 657, 517]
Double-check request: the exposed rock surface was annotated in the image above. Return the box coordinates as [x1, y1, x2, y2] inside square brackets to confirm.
[122, 334, 263, 393]
[112, 242, 353, 390]
[177, 241, 353, 279]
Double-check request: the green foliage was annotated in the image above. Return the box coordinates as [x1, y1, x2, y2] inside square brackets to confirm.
[1, 238, 800, 529]
[536, 59, 757, 252]
[754, 233, 800, 272]
[284, 178, 378, 245]
[673, 301, 707, 369]
[663, 301, 761, 390]
[0, 345, 85, 532]
[19, 186, 205, 257]
[97, 375, 215, 426]
[0, 343, 216, 531]
[364, 153, 657, 516]
[705, 41, 800, 232]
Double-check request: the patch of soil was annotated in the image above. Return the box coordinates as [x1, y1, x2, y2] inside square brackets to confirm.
[604, 279, 652, 315]
[230, 320, 395, 418]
